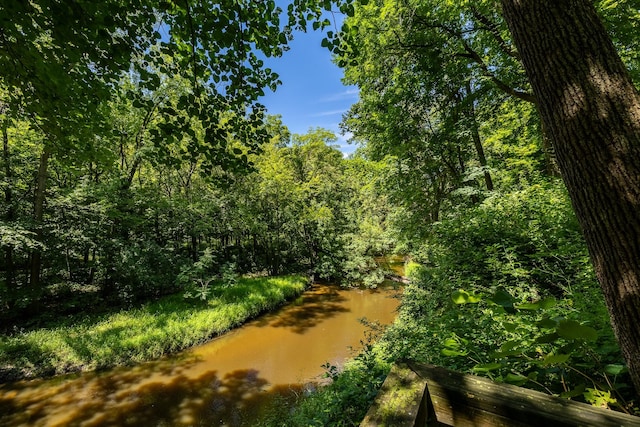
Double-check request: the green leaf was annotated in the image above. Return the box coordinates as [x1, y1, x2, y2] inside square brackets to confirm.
[491, 289, 515, 311]
[504, 373, 528, 386]
[604, 364, 627, 375]
[500, 340, 519, 351]
[541, 353, 571, 366]
[560, 383, 586, 398]
[491, 340, 523, 358]
[346, 4, 355, 17]
[517, 297, 556, 311]
[443, 337, 460, 348]
[491, 349, 523, 358]
[451, 290, 480, 304]
[536, 332, 560, 344]
[584, 388, 616, 408]
[537, 317, 557, 329]
[472, 362, 503, 373]
[557, 320, 598, 342]
[441, 348, 468, 357]
[503, 322, 517, 332]
[515, 302, 540, 310]
[539, 297, 556, 309]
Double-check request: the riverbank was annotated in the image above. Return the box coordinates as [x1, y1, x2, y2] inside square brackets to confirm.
[0, 275, 308, 383]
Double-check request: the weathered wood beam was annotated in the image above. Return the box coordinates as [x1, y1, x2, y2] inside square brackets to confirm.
[360, 363, 430, 427]
[361, 362, 640, 427]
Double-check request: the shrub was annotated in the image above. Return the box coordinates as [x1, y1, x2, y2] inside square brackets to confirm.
[380, 183, 633, 411]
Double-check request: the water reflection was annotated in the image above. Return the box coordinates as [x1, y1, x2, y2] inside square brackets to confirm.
[0, 284, 400, 426]
[1, 365, 297, 426]
[265, 285, 349, 333]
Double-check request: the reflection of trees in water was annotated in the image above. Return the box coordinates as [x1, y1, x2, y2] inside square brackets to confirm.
[266, 286, 350, 333]
[0, 360, 303, 427]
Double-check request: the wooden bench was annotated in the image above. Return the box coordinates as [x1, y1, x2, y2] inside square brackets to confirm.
[360, 362, 640, 427]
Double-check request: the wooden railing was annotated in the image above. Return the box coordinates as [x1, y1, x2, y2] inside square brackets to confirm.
[360, 362, 640, 427]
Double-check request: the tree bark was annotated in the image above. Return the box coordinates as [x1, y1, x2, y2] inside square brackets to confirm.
[2, 116, 16, 304]
[29, 146, 51, 291]
[501, 0, 640, 394]
[465, 82, 494, 191]
[539, 119, 560, 177]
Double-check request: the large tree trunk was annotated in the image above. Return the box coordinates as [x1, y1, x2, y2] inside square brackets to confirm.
[501, 0, 640, 394]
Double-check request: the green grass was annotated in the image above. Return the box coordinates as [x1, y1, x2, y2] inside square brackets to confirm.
[0, 275, 307, 381]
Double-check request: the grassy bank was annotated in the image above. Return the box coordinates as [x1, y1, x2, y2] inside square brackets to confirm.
[0, 275, 307, 382]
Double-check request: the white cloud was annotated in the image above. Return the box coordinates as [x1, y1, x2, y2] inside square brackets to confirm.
[310, 109, 348, 117]
[337, 131, 354, 143]
[320, 88, 359, 103]
[336, 131, 356, 157]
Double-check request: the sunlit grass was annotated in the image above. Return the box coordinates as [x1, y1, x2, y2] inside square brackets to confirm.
[0, 275, 307, 380]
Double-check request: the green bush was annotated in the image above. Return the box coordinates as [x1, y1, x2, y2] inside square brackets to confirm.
[380, 183, 633, 411]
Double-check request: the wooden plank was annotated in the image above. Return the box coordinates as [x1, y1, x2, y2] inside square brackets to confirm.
[360, 364, 429, 427]
[410, 363, 640, 427]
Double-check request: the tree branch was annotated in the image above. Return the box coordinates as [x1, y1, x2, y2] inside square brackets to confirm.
[183, 0, 198, 89]
[470, 7, 520, 60]
[411, 15, 536, 104]
[457, 40, 536, 103]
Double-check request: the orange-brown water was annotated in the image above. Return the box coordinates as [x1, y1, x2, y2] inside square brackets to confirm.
[0, 284, 401, 426]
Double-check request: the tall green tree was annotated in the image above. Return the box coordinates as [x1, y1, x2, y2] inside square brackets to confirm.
[0, 1, 345, 295]
[337, 0, 530, 233]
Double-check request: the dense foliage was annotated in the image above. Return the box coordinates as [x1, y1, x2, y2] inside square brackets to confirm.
[3, 0, 640, 425]
[0, 117, 392, 325]
[264, 185, 636, 426]
[383, 184, 630, 407]
[0, 0, 369, 322]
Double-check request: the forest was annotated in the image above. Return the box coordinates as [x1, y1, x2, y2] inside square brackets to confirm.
[2, 0, 640, 426]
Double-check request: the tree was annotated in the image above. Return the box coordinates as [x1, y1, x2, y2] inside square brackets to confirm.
[336, 0, 530, 233]
[500, 0, 640, 394]
[0, 1, 311, 296]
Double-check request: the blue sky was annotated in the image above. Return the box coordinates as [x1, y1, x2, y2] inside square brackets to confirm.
[259, 24, 358, 155]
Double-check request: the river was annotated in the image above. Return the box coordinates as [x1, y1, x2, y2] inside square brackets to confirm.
[0, 282, 401, 426]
